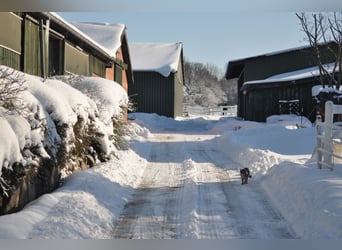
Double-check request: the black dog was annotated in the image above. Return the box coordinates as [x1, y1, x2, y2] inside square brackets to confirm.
[240, 168, 252, 185]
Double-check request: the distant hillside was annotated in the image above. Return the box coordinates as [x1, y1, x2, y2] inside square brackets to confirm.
[183, 59, 237, 110]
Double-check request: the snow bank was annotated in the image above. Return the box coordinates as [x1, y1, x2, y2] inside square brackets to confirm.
[129, 42, 183, 77]
[212, 115, 314, 180]
[262, 161, 342, 238]
[214, 115, 342, 238]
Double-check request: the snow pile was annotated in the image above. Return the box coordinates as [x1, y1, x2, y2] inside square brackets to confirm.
[0, 66, 128, 193]
[216, 118, 315, 178]
[129, 42, 183, 77]
[213, 115, 342, 238]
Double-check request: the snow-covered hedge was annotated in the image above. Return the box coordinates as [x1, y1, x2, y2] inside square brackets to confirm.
[0, 66, 128, 200]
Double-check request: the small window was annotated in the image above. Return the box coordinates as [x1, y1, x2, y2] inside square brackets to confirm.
[65, 42, 89, 76]
[49, 35, 63, 76]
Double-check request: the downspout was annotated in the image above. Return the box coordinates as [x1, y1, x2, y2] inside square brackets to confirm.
[45, 18, 50, 76]
[20, 13, 26, 72]
[39, 18, 45, 79]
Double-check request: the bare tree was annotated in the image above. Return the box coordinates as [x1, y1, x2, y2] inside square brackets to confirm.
[183, 59, 228, 107]
[296, 12, 342, 89]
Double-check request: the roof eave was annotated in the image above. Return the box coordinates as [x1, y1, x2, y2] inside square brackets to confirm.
[42, 12, 113, 61]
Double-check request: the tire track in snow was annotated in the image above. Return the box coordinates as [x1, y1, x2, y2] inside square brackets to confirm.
[221, 169, 297, 238]
[188, 140, 297, 239]
[112, 133, 296, 239]
[189, 145, 238, 238]
[113, 134, 188, 239]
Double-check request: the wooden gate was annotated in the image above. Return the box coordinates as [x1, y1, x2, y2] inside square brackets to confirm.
[316, 101, 342, 170]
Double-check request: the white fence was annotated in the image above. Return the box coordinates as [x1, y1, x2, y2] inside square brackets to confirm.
[183, 105, 237, 117]
[316, 101, 342, 170]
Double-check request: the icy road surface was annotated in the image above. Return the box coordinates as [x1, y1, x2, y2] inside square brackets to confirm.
[112, 133, 296, 239]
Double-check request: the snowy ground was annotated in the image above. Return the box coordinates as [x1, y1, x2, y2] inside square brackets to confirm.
[1, 112, 342, 239]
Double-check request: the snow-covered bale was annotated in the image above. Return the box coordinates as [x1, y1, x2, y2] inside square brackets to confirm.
[266, 114, 313, 129]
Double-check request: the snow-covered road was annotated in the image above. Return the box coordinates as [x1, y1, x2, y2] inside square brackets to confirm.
[3, 113, 339, 239]
[112, 133, 296, 239]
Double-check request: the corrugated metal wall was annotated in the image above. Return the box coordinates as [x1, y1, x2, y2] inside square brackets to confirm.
[244, 45, 337, 82]
[0, 47, 21, 70]
[0, 13, 21, 70]
[0, 13, 110, 79]
[174, 56, 184, 117]
[23, 18, 43, 76]
[129, 71, 175, 118]
[0, 13, 22, 53]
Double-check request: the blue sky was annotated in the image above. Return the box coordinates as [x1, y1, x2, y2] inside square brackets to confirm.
[56, 0, 342, 75]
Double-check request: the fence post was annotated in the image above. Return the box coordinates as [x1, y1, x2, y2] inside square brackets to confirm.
[323, 101, 334, 169]
[316, 113, 322, 169]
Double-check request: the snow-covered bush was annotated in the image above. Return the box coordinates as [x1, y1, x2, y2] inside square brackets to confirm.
[0, 66, 128, 213]
[0, 67, 27, 115]
[56, 75, 129, 154]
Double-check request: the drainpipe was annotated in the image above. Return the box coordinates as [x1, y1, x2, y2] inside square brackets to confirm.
[39, 18, 45, 79]
[45, 18, 50, 76]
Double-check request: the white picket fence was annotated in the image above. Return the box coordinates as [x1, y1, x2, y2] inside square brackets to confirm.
[316, 101, 342, 170]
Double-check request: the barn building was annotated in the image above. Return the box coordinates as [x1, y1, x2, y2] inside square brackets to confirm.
[128, 42, 184, 118]
[0, 12, 133, 90]
[72, 22, 133, 94]
[225, 43, 337, 122]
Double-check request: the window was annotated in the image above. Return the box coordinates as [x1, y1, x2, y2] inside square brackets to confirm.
[114, 63, 122, 85]
[49, 35, 63, 76]
[64, 42, 89, 76]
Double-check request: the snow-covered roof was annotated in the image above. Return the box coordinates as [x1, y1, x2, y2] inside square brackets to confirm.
[73, 22, 126, 58]
[129, 42, 183, 77]
[243, 63, 337, 86]
[48, 12, 114, 59]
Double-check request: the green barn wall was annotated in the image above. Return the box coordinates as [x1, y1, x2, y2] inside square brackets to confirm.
[0, 13, 21, 70]
[0, 47, 21, 71]
[129, 71, 181, 118]
[174, 56, 184, 117]
[0, 13, 110, 79]
[243, 79, 319, 122]
[23, 18, 43, 76]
